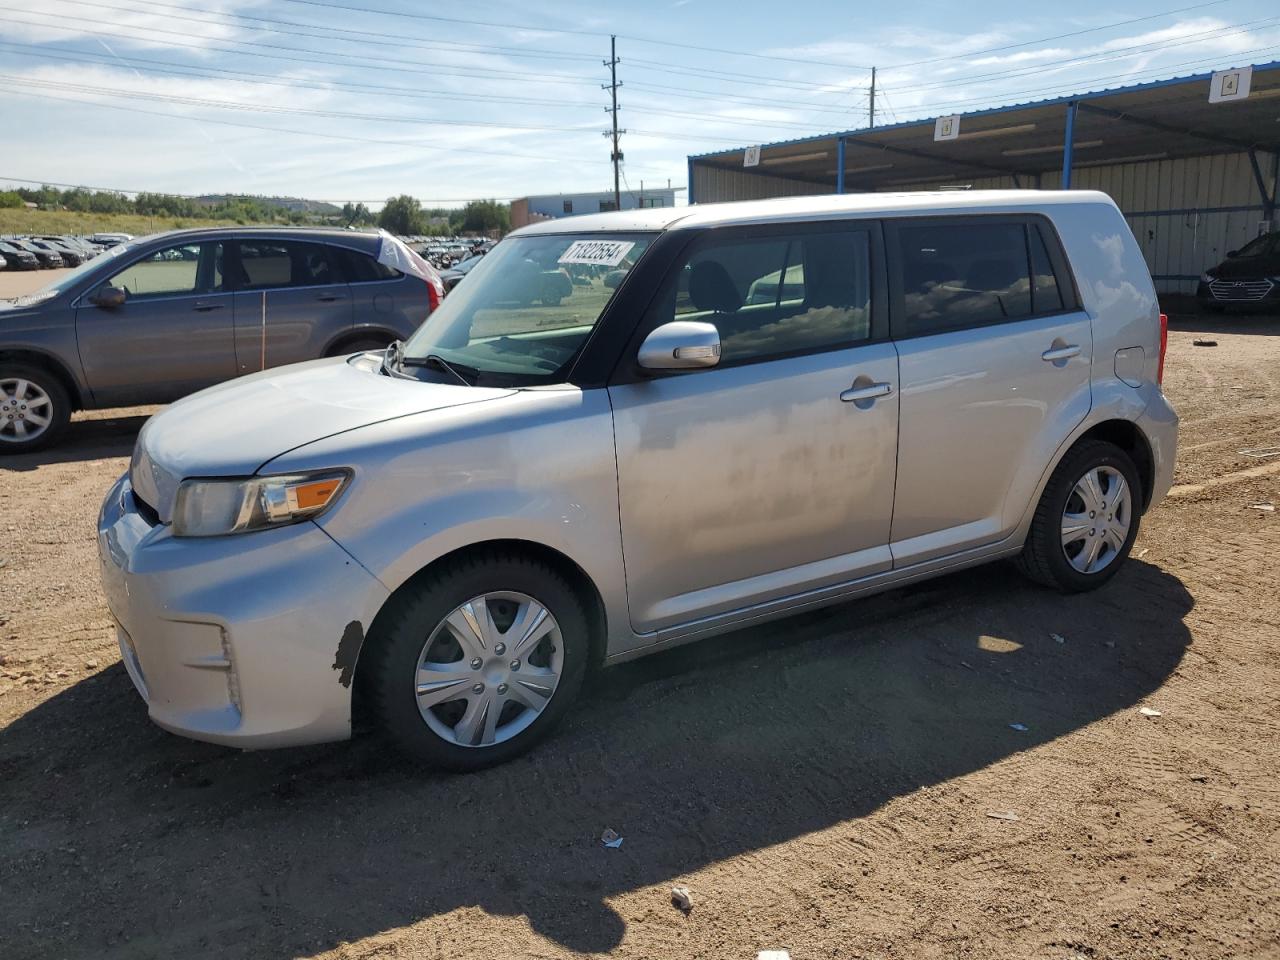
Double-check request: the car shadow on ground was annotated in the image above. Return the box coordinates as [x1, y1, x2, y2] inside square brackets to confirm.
[1160, 295, 1279, 336]
[0, 560, 1192, 958]
[1, 412, 148, 470]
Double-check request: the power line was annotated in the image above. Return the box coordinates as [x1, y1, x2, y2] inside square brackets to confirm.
[0, 42, 599, 110]
[0, 74, 603, 134]
[885, 0, 1230, 68]
[0, 13, 598, 87]
[272, 0, 874, 69]
[887, 43, 1280, 118]
[0, 88, 581, 162]
[885, 14, 1280, 93]
[53, 0, 602, 63]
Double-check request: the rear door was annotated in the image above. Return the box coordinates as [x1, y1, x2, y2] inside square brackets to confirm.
[886, 215, 1092, 566]
[334, 245, 431, 341]
[229, 239, 352, 373]
[75, 240, 237, 405]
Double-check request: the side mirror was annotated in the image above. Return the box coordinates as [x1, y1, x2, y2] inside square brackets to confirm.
[1226, 249, 1239, 258]
[637, 320, 721, 371]
[92, 286, 127, 309]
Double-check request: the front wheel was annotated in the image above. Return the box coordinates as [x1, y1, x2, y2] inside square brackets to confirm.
[365, 553, 589, 770]
[1016, 440, 1142, 592]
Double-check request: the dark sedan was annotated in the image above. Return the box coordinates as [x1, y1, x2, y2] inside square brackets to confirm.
[1197, 232, 1280, 311]
[0, 241, 40, 270]
[11, 240, 63, 269]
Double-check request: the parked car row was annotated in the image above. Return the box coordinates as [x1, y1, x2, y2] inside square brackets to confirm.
[0, 233, 127, 270]
[0, 226, 440, 452]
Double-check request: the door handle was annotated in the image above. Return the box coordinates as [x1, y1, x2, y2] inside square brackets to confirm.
[193, 301, 224, 312]
[840, 381, 893, 403]
[1041, 344, 1081, 362]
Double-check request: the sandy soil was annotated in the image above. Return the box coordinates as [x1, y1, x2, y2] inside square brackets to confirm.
[1, 306, 1278, 960]
[0, 266, 71, 299]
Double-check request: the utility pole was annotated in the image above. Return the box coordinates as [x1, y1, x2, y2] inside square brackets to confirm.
[869, 66, 876, 129]
[603, 35, 624, 210]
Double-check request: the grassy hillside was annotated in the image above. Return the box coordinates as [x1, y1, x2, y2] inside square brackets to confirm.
[0, 208, 281, 237]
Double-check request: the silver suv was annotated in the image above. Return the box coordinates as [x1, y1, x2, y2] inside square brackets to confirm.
[98, 191, 1177, 770]
[1, 227, 441, 452]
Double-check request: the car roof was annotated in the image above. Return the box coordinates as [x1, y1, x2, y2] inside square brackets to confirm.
[126, 225, 384, 252]
[509, 190, 1116, 237]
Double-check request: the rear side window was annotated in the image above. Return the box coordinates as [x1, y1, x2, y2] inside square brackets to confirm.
[336, 246, 401, 283]
[656, 228, 873, 365]
[894, 218, 1069, 337]
[236, 241, 339, 289]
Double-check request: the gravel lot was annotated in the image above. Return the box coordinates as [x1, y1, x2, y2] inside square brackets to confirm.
[1, 296, 1278, 960]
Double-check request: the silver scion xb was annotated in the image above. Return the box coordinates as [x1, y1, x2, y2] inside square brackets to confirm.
[99, 191, 1178, 770]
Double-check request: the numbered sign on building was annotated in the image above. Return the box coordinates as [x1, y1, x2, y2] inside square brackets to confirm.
[1209, 67, 1252, 103]
[934, 115, 960, 141]
[744, 145, 761, 167]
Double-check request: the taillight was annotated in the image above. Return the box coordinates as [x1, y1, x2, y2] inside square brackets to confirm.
[426, 277, 442, 313]
[1157, 312, 1168, 385]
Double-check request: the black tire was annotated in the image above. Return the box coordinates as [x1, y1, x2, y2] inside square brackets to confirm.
[364, 552, 590, 771]
[1015, 439, 1142, 592]
[0, 363, 72, 455]
[326, 337, 389, 357]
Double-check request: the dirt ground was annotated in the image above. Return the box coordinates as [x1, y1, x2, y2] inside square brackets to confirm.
[0, 266, 72, 299]
[2, 299, 1279, 960]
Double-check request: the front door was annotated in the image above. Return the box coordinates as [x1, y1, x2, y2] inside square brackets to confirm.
[887, 216, 1093, 566]
[229, 239, 352, 374]
[75, 240, 237, 405]
[609, 222, 899, 634]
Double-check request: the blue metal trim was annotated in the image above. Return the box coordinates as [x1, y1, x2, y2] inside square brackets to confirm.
[836, 137, 846, 195]
[1062, 101, 1078, 190]
[684, 59, 1280, 162]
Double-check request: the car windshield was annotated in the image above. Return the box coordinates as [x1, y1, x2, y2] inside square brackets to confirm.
[11, 240, 132, 305]
[1234, 233, 1276, 258]
[402, 232, 653, 385]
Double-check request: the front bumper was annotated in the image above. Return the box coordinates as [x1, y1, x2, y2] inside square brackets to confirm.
[98, 475, 390, 748]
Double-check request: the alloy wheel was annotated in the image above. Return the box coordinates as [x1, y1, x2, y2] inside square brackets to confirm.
[0, 378, 54, 444]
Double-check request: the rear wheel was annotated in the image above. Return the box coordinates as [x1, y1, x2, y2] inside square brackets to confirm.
[1016, 440, 1141, 592]
[0, 364, 71, 454]
[365, 553, 589, 771]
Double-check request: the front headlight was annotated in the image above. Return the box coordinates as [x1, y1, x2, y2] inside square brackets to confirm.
[172, 470, 351, 537]
[1200, 271, 1214, 283]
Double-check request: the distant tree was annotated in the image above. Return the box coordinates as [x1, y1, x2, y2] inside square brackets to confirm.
[377, 195, 426, 235]
[459, 199, 510, 235]
[341, 201, 374, 227]
[0, 191, 23, 209]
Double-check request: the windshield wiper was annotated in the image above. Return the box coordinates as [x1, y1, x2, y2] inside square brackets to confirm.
[400, 352, 477, 386]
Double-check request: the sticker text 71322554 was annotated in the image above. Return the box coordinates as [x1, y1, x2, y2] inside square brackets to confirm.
[557, 240, 636, 267]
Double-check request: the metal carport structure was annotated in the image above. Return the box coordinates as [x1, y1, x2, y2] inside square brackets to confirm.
[687, 62, 1280, 293]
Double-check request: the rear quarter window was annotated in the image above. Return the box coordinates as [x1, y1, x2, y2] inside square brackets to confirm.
[335, 246, 401, 283]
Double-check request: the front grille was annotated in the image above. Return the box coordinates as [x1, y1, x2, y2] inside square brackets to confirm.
[1208, 278, 1273, 302]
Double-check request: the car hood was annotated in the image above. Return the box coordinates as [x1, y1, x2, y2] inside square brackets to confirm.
[131, 355, 513, 521]
[1211, 256, 1278, 280]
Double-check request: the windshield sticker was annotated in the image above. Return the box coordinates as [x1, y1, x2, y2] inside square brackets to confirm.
[557, 240, 636, 267]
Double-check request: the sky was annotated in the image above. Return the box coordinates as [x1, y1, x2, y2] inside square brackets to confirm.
[2, 0, 1278, 207]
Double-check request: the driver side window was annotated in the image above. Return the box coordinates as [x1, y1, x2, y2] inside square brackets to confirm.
[656, 228, 873, 365]
[109, 243, 221, 300]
